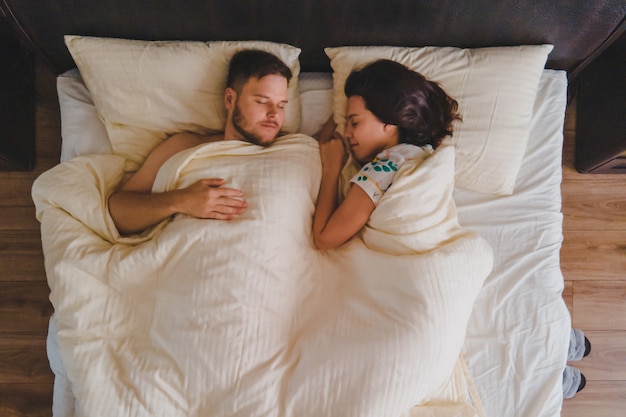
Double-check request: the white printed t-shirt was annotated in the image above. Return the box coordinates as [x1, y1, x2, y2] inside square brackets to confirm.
[350, 143, 433, 205]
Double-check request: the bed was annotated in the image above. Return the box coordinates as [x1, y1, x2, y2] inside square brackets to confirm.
[2, 1, 624, 416]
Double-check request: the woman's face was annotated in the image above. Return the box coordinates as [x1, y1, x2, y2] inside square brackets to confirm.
[344, 95, 398, 163]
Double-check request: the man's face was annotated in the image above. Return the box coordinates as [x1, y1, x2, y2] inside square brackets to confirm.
[226, 74, 289, 146]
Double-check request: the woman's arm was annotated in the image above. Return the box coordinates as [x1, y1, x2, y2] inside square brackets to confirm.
[313, 180, 375, 250]
[312, 130, 375, 250]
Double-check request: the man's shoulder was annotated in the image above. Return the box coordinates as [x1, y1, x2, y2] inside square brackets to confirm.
[275, 132, 318, 143]
[169, 131, 223, 146]
[148, 132, 223, 162]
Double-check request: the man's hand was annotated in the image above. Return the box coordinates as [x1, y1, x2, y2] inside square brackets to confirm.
[176, 178, 247, 220]
[109, 178, 247, 235]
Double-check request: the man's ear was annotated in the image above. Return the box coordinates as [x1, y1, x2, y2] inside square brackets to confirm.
[224, 87, 237, 110]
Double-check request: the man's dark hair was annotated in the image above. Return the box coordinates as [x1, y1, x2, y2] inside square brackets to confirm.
[226, 49, 292, 93]
[345, 59, 461, 149]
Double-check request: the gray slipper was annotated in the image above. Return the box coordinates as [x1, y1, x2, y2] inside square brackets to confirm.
[563, 365, 586, 399]
[568, 328, 591, 361]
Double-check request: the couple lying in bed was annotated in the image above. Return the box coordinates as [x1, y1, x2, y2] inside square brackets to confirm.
[109, 48, 460, 244]
[38, 48, 494, 415]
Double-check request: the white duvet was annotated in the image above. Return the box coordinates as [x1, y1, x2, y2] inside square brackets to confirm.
[33, 134, 492, 417]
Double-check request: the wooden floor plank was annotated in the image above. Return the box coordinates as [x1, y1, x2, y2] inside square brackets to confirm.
[574, 331, 626, 381]
[0, 253, 46, 281]
[572, 281, 626, 331]
[0, 282, 52, 334]
[561, 179, 626, 231]
[0, 229, 43, 249]
[0, 176, 39, 207]
[0, 206, 40, 231]
[0, 335, 54, 384]
[561, 381, 626, 417]
[0, 230, 45, 282]
[0, 383, 53, 417]
[561, 230, 626, 281]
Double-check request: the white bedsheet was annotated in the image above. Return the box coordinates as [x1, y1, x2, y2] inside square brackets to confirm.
[45, 69, 570, 417]
[458, 70, 571, 417]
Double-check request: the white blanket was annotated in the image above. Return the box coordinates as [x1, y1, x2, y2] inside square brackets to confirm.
[33, 134, 492, 417]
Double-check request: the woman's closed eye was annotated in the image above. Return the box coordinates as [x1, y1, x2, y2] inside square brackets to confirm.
[347, 114, 359, 126]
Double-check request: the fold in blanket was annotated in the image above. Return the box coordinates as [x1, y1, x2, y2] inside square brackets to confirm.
[33, 134, 492, 417]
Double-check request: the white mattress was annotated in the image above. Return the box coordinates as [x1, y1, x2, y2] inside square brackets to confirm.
[48, 69, 570, 417]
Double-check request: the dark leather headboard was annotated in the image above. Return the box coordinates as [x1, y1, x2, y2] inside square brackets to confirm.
[1, 0, 625, 77]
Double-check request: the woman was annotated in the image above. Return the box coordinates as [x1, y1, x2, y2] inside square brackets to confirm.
[313, 59, 461, 250]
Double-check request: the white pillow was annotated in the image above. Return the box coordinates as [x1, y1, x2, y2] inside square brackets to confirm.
[57, 69, 112, 162]
[298, 72, 334, 137]
[57, 71, 335, 161]
[64, 36, 301, 170]
[325, 45, 553, 195]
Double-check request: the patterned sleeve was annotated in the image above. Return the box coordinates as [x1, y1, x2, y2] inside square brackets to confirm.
[350, 155, 400, 205]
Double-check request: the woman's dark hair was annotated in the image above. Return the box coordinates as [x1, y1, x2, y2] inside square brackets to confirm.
[344, 59, 461, 148]
[226, 49, 292, 93]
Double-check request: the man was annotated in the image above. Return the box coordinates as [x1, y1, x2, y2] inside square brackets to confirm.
[108, 50, 292, 235]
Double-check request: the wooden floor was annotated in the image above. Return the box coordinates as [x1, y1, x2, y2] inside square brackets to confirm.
[0, 60, 58, 416]
[560, 90, 626, 415]
[0, 60, 624, 417]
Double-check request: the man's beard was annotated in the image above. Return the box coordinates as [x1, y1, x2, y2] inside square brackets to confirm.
[232, 101, 278, 147]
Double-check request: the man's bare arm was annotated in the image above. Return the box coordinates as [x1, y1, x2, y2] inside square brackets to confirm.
[109, 179, 247, 234]
[108, 133, 246, 235]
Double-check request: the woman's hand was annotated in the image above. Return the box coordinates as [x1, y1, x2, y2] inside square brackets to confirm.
[314, 116, 346, 174]
[314, 116, 337, 144]
[319, 133, 347, 175]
